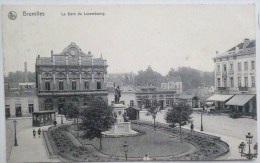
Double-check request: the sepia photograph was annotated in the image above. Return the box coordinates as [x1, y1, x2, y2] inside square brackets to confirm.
[1, 2, 258, 162]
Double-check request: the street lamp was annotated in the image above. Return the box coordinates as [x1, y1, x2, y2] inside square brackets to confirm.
[238, 132, 257, 159]
[200, 111, 203, 131]
[61, 108, 63, 124]
[13, 120, 18, 146]
[123, 141, 128, 161]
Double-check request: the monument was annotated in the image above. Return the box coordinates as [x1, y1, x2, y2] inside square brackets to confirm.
[102, 86, 137, 136]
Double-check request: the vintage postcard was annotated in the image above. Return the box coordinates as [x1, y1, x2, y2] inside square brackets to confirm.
[1, 3, 258, 162]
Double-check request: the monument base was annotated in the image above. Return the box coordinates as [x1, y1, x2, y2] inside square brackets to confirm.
[102, 122, 138, 137]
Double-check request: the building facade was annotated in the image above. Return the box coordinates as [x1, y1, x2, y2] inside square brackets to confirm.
[36, 43, 108, 113]
[208, 39, 256, 114]
[107, 86, 177, 110]
[5, 88, 39, 118]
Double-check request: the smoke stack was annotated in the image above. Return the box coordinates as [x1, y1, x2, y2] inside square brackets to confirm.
[24, 62, 28, 82]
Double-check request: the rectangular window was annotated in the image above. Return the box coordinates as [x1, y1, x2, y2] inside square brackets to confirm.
[5, 105, 10, 118]
[223, 78, 227, 87]
[244, 77, 248, 87]
[251, 76, 255, 87]
[217, 65, 220, 73]
[59, 81, 64, 90]
[130, 100, 134, 107]
[84, 81, 89, 90]
[166, 100, 170, 106]
[223, 64, 227, 72]
[238, 77, 241, 87]
[230, 77, 234, 87]
[251, 61, 255, 70]
[28, 104, 34, 113]
[97, 82, 101, 90]
[244, 62, 248, 71]
[230, 63, 233, 72]
[45, 81, 50, 91]
[217, 78, 221, 87]
[238, 62, 241, 72]
[72, 81, 77, 90]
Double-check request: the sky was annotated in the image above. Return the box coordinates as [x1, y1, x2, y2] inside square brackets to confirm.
[2, 4, 256, 76]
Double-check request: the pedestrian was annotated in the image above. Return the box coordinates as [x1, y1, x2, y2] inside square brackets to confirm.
[53, 120, 57, 127]
[190, 122, 194, 134]
[38, 128, 41, 138]
[33, 129, 36, 138]
[143, 154, 150, 161]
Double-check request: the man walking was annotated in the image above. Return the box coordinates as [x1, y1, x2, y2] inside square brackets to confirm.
[38, 128, 41, 138]
[33, 129, 36, 138]
[190, 122, 194, 134]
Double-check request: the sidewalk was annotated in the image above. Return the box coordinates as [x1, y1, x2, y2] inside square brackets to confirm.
[8, 116, 68, 162]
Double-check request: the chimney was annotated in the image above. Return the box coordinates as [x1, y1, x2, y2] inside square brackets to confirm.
[216, 51, 219, 56]
[88, 51, 91, 55]
[24, 62, 28, 82]
[38, 55, 40, 58]
[243, 38, 250, 48]
[51, 50, 53, 55]
[235, 46, 240, 53]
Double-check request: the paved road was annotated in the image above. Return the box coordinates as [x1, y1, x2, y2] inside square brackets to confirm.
[6, 116, 68, 162]
[140, 110, 257, 160]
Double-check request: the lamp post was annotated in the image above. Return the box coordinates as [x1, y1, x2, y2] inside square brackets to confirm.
[61, 108, 63, 124]
[13, 120, 18, 146]
[123, 141, 128, 161]
[200, 111, 203, 131]
[238, 132, 258, 159]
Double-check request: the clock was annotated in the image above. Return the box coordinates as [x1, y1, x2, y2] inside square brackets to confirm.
[68, 48, 79, 56]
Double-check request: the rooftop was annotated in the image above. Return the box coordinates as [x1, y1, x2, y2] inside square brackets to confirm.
[213, 39, 255, 59]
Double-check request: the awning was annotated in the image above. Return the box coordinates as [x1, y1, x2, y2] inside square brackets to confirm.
[225, 94, 255, 106]
[206, 94, 234, 102]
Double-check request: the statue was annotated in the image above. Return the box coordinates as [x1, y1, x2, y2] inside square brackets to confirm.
[114, 86, 121, 104]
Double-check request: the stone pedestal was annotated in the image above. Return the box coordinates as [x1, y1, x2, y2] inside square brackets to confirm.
[102, 103, 137, 136]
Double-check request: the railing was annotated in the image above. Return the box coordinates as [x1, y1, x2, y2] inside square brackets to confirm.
[228, 71, 234, 75]
[38, 89, 108, 95]
[131, 120, 221, 141]
[239, 87, 248, 91]
[217, 87, 227, 91]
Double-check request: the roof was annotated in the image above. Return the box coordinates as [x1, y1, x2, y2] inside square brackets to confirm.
[206, 94, 234, 102]
[176, 94, 196, 100]
[214, 39, 255, 59]
[225, 94, 255, 106]
[227, 39, 255, 52]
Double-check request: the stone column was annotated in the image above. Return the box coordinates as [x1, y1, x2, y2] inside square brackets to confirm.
[53, 73, 56, 90]
[92, 72, 95, 90]
[79, 73, 82, 89]
[66, 72, 69, 90]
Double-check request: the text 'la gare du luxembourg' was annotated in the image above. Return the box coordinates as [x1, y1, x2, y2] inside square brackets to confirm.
[22, 11, 105, 17]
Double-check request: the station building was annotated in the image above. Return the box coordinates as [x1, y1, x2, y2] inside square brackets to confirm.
[36, 42, 108, 113]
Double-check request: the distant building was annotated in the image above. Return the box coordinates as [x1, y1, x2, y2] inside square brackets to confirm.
[108, 85, 177, 110]
[5, 88, 38, 118]
[107, 72, 136, 86]
[35, 42, 108, 113]
[161, 76, 182, 94]
[207, 38, 256, 114]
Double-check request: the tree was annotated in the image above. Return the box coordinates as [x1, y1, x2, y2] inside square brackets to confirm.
[165, 103, 192, 143]
[144, 99, 162, 131]
[63, 101, 80, 136]
[134, 66, 165, 86]
[80, 96, 116, 150]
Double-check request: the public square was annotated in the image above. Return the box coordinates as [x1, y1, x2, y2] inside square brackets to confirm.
[6, 111, 257, 162]
[140, 110, 257, 159]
